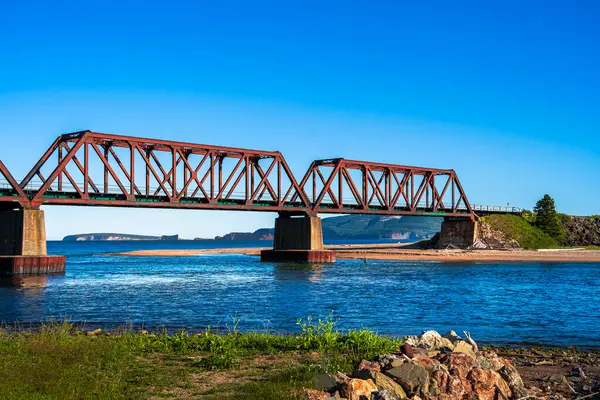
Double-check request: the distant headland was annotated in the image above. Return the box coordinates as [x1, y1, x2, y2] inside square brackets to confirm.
[63, 233, 179, 241]
[62, 215, 441, 242]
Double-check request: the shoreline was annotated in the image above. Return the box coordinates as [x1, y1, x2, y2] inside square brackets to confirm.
[3, 322, 600, 350]
[1, 324, 598, 398]
[113, 243, 600, 262]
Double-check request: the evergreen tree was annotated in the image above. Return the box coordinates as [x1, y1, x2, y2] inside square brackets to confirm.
[533, 194, 564, 241]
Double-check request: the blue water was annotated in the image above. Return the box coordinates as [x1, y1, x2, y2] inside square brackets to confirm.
[1, 240, 599, 347]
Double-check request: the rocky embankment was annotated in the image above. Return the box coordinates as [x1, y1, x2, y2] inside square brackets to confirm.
[301, 330, 599, 400]
[562, 216, 600, 247]
[473, 222, 520, 249]
[423, 221, 519, 250]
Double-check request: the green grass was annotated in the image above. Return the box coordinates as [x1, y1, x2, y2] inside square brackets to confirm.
[0, 317, 403, 399]
[483, 214, 558, 249]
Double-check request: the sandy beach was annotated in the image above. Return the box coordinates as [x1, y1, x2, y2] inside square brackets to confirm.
[115, 243, 600, 263]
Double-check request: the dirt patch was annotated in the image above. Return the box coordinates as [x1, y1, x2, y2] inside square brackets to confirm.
[488, 347, 600, 399]
[149, 352, 310, 399]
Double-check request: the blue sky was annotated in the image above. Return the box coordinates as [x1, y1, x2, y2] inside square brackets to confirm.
[1, 1, 599, 239]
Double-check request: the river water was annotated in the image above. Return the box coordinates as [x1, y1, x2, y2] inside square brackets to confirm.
[1, 240, 599, 347]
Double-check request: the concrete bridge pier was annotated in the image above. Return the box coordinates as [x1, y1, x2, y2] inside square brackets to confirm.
[438, 218, 479, 248]
[260, 214, 336, 263]
[0, 206, 66, 275]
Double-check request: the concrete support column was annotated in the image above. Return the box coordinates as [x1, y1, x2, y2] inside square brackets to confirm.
[274, 215, 324, 251]
[438, 219, 479, 248]
[0, 207, 63, 276]
[0, 208, 48, 256]
[261, 215, 335, 263]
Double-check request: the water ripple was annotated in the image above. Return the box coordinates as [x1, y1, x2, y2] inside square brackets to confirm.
[0, 242, 598, 346]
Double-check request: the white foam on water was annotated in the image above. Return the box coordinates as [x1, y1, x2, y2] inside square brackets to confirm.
[201, 274, 265, 285]
[62, 275, 187, 287]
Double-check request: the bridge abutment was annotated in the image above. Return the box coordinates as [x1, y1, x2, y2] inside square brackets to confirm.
[0, 207, 65, 275]
[260, 215, 336, 263]
[438, 219, 479, 248]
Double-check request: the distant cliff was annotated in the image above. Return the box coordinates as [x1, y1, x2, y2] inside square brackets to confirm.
[211, 228, 274, 241]
[65, 216, 442, 242]
[204, 215, 441, 241]
[63, 234, 179, 241]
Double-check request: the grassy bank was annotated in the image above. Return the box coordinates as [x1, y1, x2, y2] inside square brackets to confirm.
[483, 214, 558, 249]
[0, 318, 402, 399]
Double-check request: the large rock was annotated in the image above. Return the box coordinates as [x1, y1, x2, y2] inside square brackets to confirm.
[439, 338, 455, 350]
[400, 343, 415, 358]
[385, 363, 429, 396]
[336, 372, 352, 384]
[340, 378, 378, 400]
[452, 340, 477, 360]
[354, 370, 407, 399]
[499, 364, 528, 399]
[316, 373, 339, 392]
[412, 354, 439, 374]
[478, 351, 511, 372]
[357, 359, 381, 373]
[474, 354, 495, 371]
[430, 367, 467, 400]
[442, 330, 462, 343]
[441, 352, 475, 383]
[371, 390, 403, 400]
[417, 330, 444, 350]
[378, 354, 404, 371]
[467, 368, 512, 400]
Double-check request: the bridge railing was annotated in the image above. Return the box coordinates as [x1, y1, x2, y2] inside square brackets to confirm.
[471, 204, 524, 214]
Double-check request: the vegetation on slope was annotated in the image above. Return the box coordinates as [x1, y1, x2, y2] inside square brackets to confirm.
[0, 318, 402, 399]
[481, 194, 600, 249]
[483, 214, 558, 249]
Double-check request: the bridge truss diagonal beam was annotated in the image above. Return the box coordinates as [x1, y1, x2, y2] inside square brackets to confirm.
[0, 130, 483, 219]
[0, 160, 29, 207]
[14, 131, 312, 213]
[297, 158, 474, 218]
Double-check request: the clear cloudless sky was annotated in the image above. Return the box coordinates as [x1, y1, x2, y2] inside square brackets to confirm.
[1, 0, 599, 239]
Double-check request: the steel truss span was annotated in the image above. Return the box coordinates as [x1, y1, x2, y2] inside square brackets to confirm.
[292, 158, 472, 217]
[0, 131, 475, 218]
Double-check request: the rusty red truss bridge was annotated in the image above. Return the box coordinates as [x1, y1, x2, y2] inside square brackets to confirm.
[0, 131, 523, 219]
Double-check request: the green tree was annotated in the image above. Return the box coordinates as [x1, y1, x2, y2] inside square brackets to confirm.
[533, 194, 564, 242]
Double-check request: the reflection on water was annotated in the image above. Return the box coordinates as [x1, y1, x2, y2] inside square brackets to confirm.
[273, 263, 329, 283]
[0, 275, 50, 289]
[0, 241, 598, 346]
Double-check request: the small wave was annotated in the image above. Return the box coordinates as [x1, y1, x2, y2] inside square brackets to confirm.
[62, 275, 187, 287]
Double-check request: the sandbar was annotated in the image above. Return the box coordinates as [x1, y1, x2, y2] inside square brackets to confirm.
[114, 243, 600, 263]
